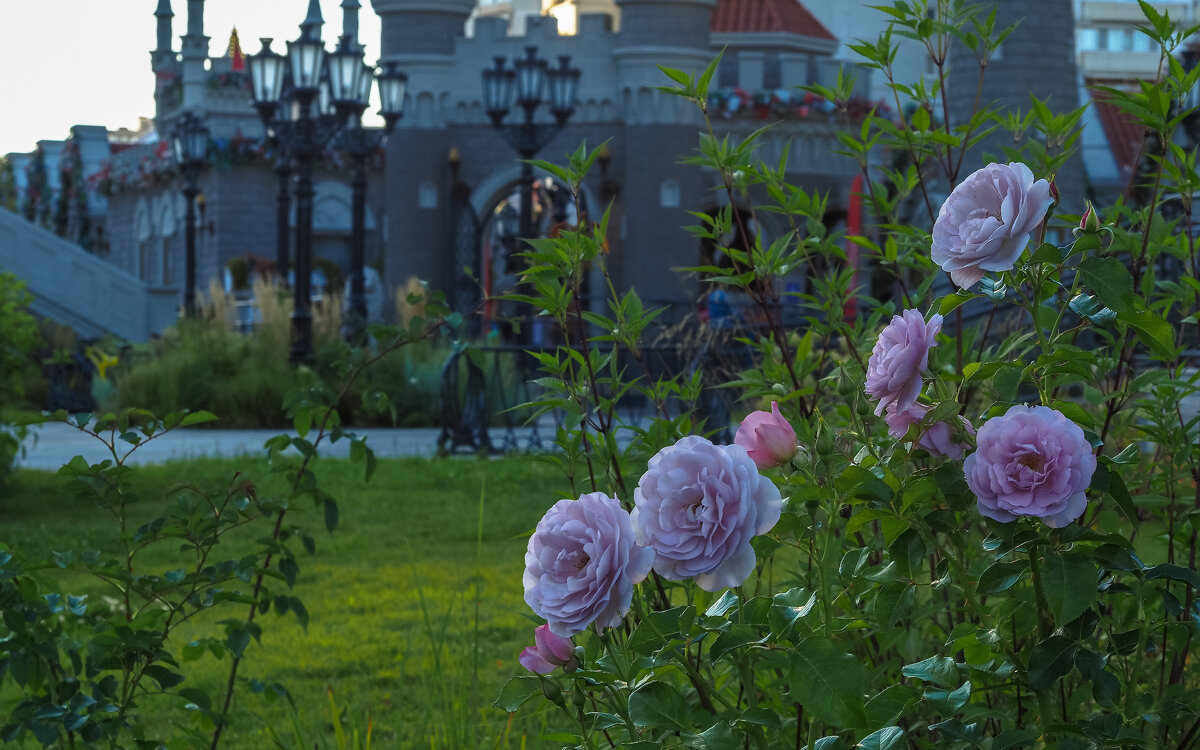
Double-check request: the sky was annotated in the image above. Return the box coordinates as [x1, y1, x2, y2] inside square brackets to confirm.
[0, 1, 384, 155]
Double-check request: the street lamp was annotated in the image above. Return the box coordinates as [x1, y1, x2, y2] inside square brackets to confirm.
[482, 46, 580, 265]
[248, 38, 293, 286]
[330, 37, 406, 341]
[247, 9, 404, 363]
[170, 110, 209, 319]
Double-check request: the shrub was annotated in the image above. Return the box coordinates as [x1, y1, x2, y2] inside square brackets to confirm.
[492, 4, 1200, 748]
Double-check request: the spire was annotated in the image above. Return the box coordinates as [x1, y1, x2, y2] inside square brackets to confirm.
[227, 28, 245, 72]
[301, 0, 324, 40]
[342, 0, 361, 47]
[154, 0, 174, 57]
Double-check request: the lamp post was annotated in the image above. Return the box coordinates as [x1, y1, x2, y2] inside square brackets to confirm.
[248, 15, 405, 363]
[170, 110, 210, 319]
[482, 46, 580, 264]
[327, 36, 406, 341]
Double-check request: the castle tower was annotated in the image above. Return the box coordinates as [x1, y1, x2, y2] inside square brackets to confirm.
[152, 0, 178, 123]
[152, 0, 175, 72]
[947, 0, 1083, 210]
[342, 0, 362, 47]
[612, 0, 718, 301]
[369, 0, 475, 293]
[180, 0, 209, 111]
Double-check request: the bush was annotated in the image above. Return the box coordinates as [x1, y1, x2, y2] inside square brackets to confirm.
[0, 272, 38, 479]
[106, 282, 448, 428]
[493, 4, 1200, 748]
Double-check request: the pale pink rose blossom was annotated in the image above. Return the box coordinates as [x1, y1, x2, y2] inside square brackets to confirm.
[964, 405, 1097, 527]
[931, 162, 1054, 288]
[865, 310, 943, 416]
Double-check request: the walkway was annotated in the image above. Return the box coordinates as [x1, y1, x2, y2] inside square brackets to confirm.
[16, 422, 491, 470]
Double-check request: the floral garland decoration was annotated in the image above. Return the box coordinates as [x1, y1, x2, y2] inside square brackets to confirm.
[709, 88, 894, 123]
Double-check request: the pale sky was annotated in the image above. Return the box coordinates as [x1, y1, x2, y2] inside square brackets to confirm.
[0, 1, 384, 155]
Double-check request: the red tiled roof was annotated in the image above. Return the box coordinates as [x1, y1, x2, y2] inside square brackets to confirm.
[711, 0, 836, 40]
[1090, 88, 1146, 179]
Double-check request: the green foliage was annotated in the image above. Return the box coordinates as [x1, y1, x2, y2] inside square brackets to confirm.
[0, 272, 38, 481]
[492, 2, 1200, 749]
[106, 318, 448, 429]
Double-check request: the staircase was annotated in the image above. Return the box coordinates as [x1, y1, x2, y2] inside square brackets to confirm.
[0, 207, 177, 342]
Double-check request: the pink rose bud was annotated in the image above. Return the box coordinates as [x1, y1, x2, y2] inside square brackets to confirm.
[1080, 201, 1100, 233]
[519, 624, 578, 674]
[734, 402, 798, 469]
[1048, 179, 1060, 205]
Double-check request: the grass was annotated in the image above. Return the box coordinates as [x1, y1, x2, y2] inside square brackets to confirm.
[2, 455, 568, 749]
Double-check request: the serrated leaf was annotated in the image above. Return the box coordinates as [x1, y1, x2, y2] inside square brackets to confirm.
[494, 676, 542, 712]
[629, 681, 689, 731]
[1027, 635, 1077, 690]
[789, 638, 867, 729]
[1042, 552, 1096, 626]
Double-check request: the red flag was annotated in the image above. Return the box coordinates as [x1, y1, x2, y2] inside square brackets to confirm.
[227, 28, 245, 72]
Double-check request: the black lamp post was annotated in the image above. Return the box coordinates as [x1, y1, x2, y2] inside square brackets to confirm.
[248, 13, 404, 363]
[247, 38, 294, 286]
[482, 46, 580, 259]
[170, 110, 210, 319]
[328, 36, 406, 341]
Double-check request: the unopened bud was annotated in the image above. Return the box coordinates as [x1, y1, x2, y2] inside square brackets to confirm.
[541, 679, 564, 706]
[572, 689, 586, 708]
[1080, 201, 1101, 233]
[1048, 180, 1061, 205]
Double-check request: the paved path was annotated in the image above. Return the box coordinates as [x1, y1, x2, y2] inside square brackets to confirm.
[15, 422, 555, 470]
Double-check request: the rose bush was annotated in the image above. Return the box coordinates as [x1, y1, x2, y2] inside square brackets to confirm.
[493, 3, 1200, 748]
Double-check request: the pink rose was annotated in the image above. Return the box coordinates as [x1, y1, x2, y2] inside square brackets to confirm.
[735, 401, 798, 469]
[964, 405, 1097, 528]
[524, 492, 654, 636]
[632, 436, 782, 592]
[885, 403, 975, 460]
[931, 162, 1054, 289]
[519, 624, 578, 674]
[865, 310, 942, 416]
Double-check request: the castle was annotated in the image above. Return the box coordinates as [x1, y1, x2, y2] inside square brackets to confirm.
[3, 0, 879, 333]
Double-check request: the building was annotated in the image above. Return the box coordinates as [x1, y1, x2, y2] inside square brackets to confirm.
[4, 0, 881, 332]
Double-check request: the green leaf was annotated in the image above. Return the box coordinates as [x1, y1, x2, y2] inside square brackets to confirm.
[789, 638, 867, 729]
[939, 291, 978, 316]
[865, 685, 917, 730]
[1041, 552, 1096, 625]
[494, 676, 542, 712]
[901, 655, 959, 688]
[1118, 308, 1175, 358]
[871, 582, 915, 627]
[991, 729, 1039, 749]
[977, 560, 1028, 594]
[324, 498, 339, 533]
[1144, 563, 1200, 590]
[689, 721, 739, 750]
[858, 726, 905, 750]
[1028, 242, 1063, 264]
[737, 707, 782, 730]
[1027, 635, 1078, 690]
[1077, 257, 1135, 313]
[180, 410, 218, 427]
[629, 681, 689, 731]
[924, 680, 971, 715]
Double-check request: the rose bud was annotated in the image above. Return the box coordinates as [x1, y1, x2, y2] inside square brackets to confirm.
[734, 401, 798, 469]
[1080, 201, 1101, 233]
[518, 624, 579, 674]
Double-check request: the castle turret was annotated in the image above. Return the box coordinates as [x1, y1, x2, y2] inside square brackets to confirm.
[342, 0, 362, 47]
[153, 0, 175, 72]
[369, 0, 475, 294]
[612, 0, 718, 302]
[180, 0, 209, 111]
[301, 0, 325, 40]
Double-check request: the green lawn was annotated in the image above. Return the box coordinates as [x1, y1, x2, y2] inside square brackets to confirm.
[2, 455, 569, 749]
